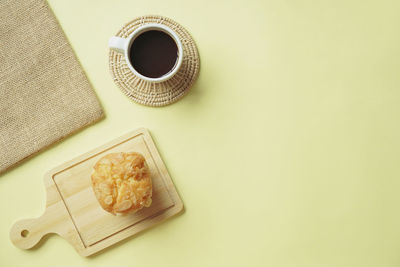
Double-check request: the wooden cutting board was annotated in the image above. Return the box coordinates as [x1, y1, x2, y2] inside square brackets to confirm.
[9, 128, 183, 256]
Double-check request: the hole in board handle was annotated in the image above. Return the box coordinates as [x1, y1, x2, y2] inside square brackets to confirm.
[21, 230, 29, 238]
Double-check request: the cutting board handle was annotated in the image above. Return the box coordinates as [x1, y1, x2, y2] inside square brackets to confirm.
[9, 208, 56, 250]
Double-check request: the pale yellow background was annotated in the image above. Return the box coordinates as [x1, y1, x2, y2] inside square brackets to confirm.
[1, 0, 400, 266]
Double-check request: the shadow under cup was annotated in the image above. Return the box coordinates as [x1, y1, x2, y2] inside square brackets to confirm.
[128, 29, 180, 80]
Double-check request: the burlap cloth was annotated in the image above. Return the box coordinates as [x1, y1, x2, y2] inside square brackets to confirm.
[0, 0, 104, 174]
[109, 15, 200, 106]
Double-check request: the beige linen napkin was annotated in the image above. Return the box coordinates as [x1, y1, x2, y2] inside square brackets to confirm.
[0, 0, 104, 173]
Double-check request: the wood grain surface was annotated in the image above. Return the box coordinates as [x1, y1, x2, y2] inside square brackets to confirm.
[9, 128, 183, 256]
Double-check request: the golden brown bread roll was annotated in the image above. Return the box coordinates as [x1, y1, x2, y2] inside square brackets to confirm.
[91, 152, 152, 215]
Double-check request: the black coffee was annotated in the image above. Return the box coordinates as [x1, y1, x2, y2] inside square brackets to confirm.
[129, 30, 178, 78]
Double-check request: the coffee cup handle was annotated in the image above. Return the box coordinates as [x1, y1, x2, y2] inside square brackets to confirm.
[109, 37, 127, 53]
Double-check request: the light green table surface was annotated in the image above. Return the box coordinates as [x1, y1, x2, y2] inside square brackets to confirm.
[2, 0, 400, 266]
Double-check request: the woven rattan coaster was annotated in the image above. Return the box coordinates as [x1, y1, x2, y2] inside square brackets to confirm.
[109, 15, 200, 107]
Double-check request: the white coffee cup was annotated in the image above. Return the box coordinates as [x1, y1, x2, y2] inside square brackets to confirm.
[109, 23, 183, 83]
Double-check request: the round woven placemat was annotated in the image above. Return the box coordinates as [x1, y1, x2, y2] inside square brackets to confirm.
[109, 15, 200, 107]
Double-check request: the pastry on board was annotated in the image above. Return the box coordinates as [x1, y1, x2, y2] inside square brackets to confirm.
[91, 152, 152, 215]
